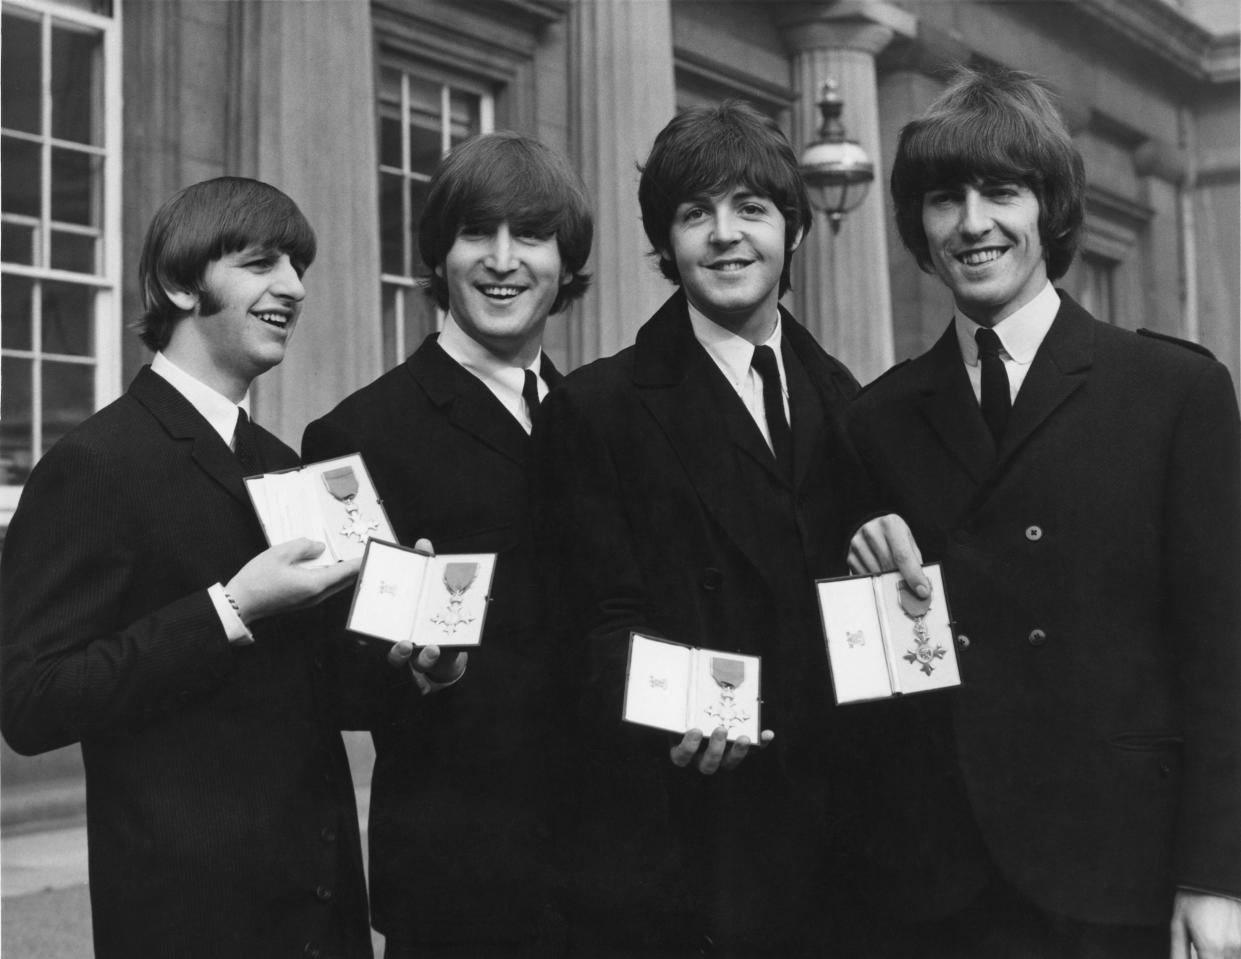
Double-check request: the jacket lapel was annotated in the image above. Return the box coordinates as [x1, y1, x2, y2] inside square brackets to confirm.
[406, 336, 530, 467]
[997, 292, 1093, 465]
[914, 322, 996, 486]
[632, 294, 786, 584]
[129, 366, 254, 508]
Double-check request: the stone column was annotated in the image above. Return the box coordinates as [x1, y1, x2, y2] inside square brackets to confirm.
[566, 0, 677, 367]
[228, 0, 382, 446]
[781, 2, 915, 384]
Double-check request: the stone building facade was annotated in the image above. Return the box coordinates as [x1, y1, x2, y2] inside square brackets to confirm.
[2, 0, 1237, 825]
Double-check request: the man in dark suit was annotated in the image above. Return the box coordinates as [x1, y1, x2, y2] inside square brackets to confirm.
[534, 102, 919, 958]
[1, 177, 461, 959]
[302, 132, 593, 959]
[848, 67, 1241, 958]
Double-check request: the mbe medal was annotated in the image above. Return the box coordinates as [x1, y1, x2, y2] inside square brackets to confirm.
[704, 656, 750, 731]
[431, 561, 479, 638]
[322, 466, 380, 543]
[898, 580, 945, 676]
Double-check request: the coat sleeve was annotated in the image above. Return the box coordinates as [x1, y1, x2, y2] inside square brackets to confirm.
[1165, 360, 1241, 897]
[1, 439, 233, 756]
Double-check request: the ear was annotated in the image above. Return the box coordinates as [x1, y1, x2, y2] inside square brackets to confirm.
[165, 287, 198, 312]
[788, 226, 806, 255]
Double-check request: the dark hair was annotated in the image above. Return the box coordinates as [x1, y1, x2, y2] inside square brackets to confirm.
[135, 177, 315, 352]
[890, 65, 1085, 281]
[638, 100, 812, 296]
[419, 132, 593, 314]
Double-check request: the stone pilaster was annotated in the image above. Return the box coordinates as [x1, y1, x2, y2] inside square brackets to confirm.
[567, 0, 677, 366]
[229, 0, 382, 445]
[781, 2, 915, 383]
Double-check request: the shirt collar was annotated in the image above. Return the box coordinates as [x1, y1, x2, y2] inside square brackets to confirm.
[438, 313, 544, 393]
[955, 280, 1059, 366]
[687, 301, 783, 385]
[150, 351, 250, 445]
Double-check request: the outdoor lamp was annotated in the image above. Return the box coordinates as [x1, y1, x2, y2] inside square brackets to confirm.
[798, 79, 874, 234]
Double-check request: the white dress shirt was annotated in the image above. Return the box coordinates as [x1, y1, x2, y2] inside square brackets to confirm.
[954, 279, 1060, 405]
[438, 314, 547, 434]
[688, 303, 790, 454]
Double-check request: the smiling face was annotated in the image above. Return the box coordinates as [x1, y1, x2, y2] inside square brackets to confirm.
[438, 220, 569, 366]
[922, 181, 1048, 327]
[664, 186, 801, 343]
[163, 246, 306, 401]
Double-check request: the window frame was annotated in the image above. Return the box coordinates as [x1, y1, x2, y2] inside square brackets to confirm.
[376, 57, 496, 370]
[1, 0, 122, 524]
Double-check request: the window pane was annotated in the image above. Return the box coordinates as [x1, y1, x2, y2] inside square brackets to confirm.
[2, 220, 37, 266]
[408, 77, 443, 175]
[408, 178, 430, 275]
[1, 355, 34, 484]
[51, 21, 102, 147]
[2, 136, 42, 218]
[3, 273, 35, 350]
[2, 11, 41, 136]
[403, 284, 436, 354]
[41, 360, 94, 454]
[381, 283, 400, 368]
[379, 171, 405, 276]
[51, 147, 102, 227]
[50, 229, 98, 274]
[380, 112, 402, 170]
[448, 90, 481, 148]
[42, 280, 93, 356]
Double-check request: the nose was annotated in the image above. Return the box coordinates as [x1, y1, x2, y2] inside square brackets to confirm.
[957, 187, 992, 238]
[709, 206, 742, 245]
[485, 223, 517, 272]
[272, 255, 306, 301]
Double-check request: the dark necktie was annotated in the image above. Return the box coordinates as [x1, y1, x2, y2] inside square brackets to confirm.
[522, 369, 541, 422]
[233, 408, 258, 473]
[975, 327, 1011, 445]
[751, 344, 792, 474]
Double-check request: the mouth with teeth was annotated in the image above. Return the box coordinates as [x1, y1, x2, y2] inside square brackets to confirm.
[706, 258, 754, 273]
[477, 284, 526, 301]
[956, 248, 1007, 267]
[253, 311, 291, 329]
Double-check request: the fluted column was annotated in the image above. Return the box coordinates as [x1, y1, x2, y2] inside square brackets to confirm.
[229, 0, 381, 445]
[567, 0, 677, 367]
[781, 2, 914, 384]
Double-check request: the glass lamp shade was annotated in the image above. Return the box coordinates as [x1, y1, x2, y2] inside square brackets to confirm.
[801, 138, 873, 232]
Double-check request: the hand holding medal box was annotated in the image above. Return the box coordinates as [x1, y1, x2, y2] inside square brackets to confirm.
[243, 454, 396, 566]
[346, 540, 496, 647]
[816, 563, 960, 704]
[622, 633, 761, 742]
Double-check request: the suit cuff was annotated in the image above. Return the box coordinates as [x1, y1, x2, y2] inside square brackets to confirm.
[208, 583, 254, 646]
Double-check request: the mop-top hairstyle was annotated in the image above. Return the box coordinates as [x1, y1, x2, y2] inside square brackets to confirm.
[890, 65, 1085, 281]
[639, 100, 813, 296]
[136, 177, 315, 351]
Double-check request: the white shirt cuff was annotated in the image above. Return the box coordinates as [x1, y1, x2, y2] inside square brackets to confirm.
[208, 583, 255, 646]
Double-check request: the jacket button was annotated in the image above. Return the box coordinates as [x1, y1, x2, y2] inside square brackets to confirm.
[1028, 629, 1047, 647]
[1159, 762, 1172, 778]
[701, 568, 722, 591]
[303, 942, 322, 958]
[320, 825, 337, 843]
[956, 633, 971, 650]
[315, 884, 333, 902]
[1025, 525, 1043, 542]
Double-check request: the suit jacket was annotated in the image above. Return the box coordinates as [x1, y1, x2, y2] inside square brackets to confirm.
[302, 334, 564, 947]
[533, 292, 877, 951]
[1, 367, 378, 959]
[848, 292, 1241, 925]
